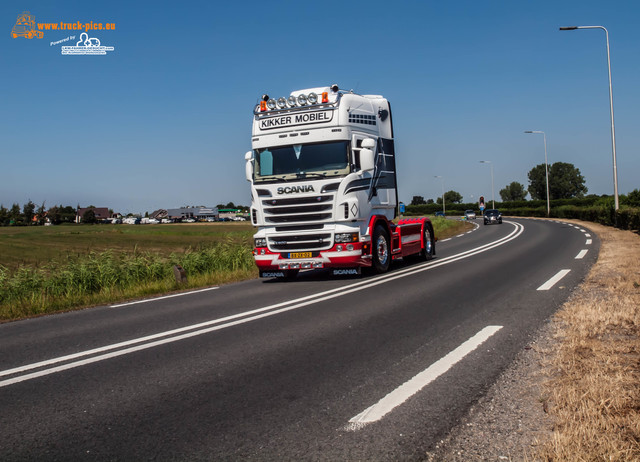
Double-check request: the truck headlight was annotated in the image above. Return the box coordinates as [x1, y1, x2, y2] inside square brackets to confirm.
[335, 232, 359, 243]
[254, 238, 267, 248]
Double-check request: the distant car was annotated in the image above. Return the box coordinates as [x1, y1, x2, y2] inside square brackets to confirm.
[184, 218, 196, 223]
[464, 210, 476, 220]
[483, 209, 502, 225]
[434, 211, 445, 217]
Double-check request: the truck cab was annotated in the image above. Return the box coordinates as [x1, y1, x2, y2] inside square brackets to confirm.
[245, 84, 434, 278]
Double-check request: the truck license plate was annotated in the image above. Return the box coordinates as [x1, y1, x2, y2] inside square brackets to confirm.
[289, 252, 312, 259]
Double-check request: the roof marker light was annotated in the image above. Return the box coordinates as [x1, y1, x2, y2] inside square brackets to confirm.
[260, 100, 267, 112]
[307, 92, 318, 104]
[267, 99, 277, 110]
[277, 97, 287, 108]
[321, 92, 329, 103]
[297, 94, 308, 106]
[287, 96, 297, 107]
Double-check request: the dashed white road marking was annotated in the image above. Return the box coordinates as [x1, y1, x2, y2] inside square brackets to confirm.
[585, 233, 591, 238]
[586, 239, 592, 245]
[537, 269, 571, 291]
[345, 325, 503, 430]
[575, 249, 588, 260]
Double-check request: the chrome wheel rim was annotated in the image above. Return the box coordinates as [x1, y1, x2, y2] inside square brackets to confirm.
[376, 235, 388, 265]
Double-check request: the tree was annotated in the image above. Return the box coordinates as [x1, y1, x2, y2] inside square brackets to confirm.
[426, 198, 434, 205]
[410, 195, 426, 206]
[437, 190, 462, 204]
[500, 182, 527, 202]
[625, 189, 640, 206]
[0, 205, 8, 226]
[82, 208, 97, 224]
[528, 162, 587, 200]
[60, 205, 76, 223]
[35, 201, 46, 225]
[225, 202, 236, 209]
[48, 206, 61, 224]
[9, 203, 22, 225]
[23, 200, 36, 225]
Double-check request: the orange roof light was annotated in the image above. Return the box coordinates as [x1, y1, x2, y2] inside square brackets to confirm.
[321, 92, 329, 103]
[260, 100, 267, 112]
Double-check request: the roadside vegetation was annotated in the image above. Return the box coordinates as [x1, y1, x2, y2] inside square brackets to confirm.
[537, 221, 640, 460]
[0, 218, 468, 322]
[0, 223, 256, 321]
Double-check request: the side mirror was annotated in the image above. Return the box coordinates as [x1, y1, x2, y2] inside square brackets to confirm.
[360, 148, 375, 172]
[245, 151, 253, 182]
[361, 138, 376, 149]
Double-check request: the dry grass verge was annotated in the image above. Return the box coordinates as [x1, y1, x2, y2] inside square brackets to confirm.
[538, 221, 640, 460]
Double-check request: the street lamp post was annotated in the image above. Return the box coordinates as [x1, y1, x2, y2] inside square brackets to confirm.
[560, 25, 619, 211]
[479, 161, 494, 209]
[525, 130, 551, 217]
[434, 175, 445, 214]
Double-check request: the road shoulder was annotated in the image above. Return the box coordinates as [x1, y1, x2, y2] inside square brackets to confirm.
[426, 219, 640, 460]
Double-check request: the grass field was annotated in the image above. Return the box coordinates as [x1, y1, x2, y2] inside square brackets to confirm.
[0, 222, 255, 271]
[0, 218, 470, 321]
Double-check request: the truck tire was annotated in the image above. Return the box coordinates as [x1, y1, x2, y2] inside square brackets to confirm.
[372, 225, 390, 273]
[419, 225, 434, 261]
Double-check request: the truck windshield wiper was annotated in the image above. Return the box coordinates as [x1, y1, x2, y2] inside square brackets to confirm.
[255, 176, 292, 184]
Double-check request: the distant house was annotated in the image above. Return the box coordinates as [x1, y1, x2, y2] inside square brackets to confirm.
[218, 208, 238, 220]
[150, 209, 168, 219]
[76, 207, 111, 223]
[166, 206, 218, 220]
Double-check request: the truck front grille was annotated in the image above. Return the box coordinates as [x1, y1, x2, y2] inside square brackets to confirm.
[262, 194, 334, 225]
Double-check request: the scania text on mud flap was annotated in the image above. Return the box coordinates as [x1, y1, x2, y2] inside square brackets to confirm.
[244, 84, 436, 279]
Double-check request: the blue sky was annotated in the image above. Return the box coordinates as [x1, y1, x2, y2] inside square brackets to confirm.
[3, 0, 639, 215]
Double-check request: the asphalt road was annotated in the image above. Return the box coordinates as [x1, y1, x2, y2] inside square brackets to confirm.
[0, 218, 599, 461]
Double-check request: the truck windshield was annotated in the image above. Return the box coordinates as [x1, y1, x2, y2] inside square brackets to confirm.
[253, 141, 350, 183]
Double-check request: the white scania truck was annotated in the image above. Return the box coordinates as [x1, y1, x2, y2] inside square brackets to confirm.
[244, 84, 435, 278]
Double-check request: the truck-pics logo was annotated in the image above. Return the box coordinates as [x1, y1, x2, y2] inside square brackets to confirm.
[11, 11, 116, 55]
[11, 11, 43, 39]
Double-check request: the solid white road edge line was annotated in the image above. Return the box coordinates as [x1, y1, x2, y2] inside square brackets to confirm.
[0, 223, 524, 387]
[537, 269, 571, 291]
[575, 249, 588, 260]
[110, 286, 219, 308]
[345, 325, 503, 431]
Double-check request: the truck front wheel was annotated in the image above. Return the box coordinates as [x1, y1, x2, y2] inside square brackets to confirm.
[372, 225, 390, 273]
[420, 225, 434, 261]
